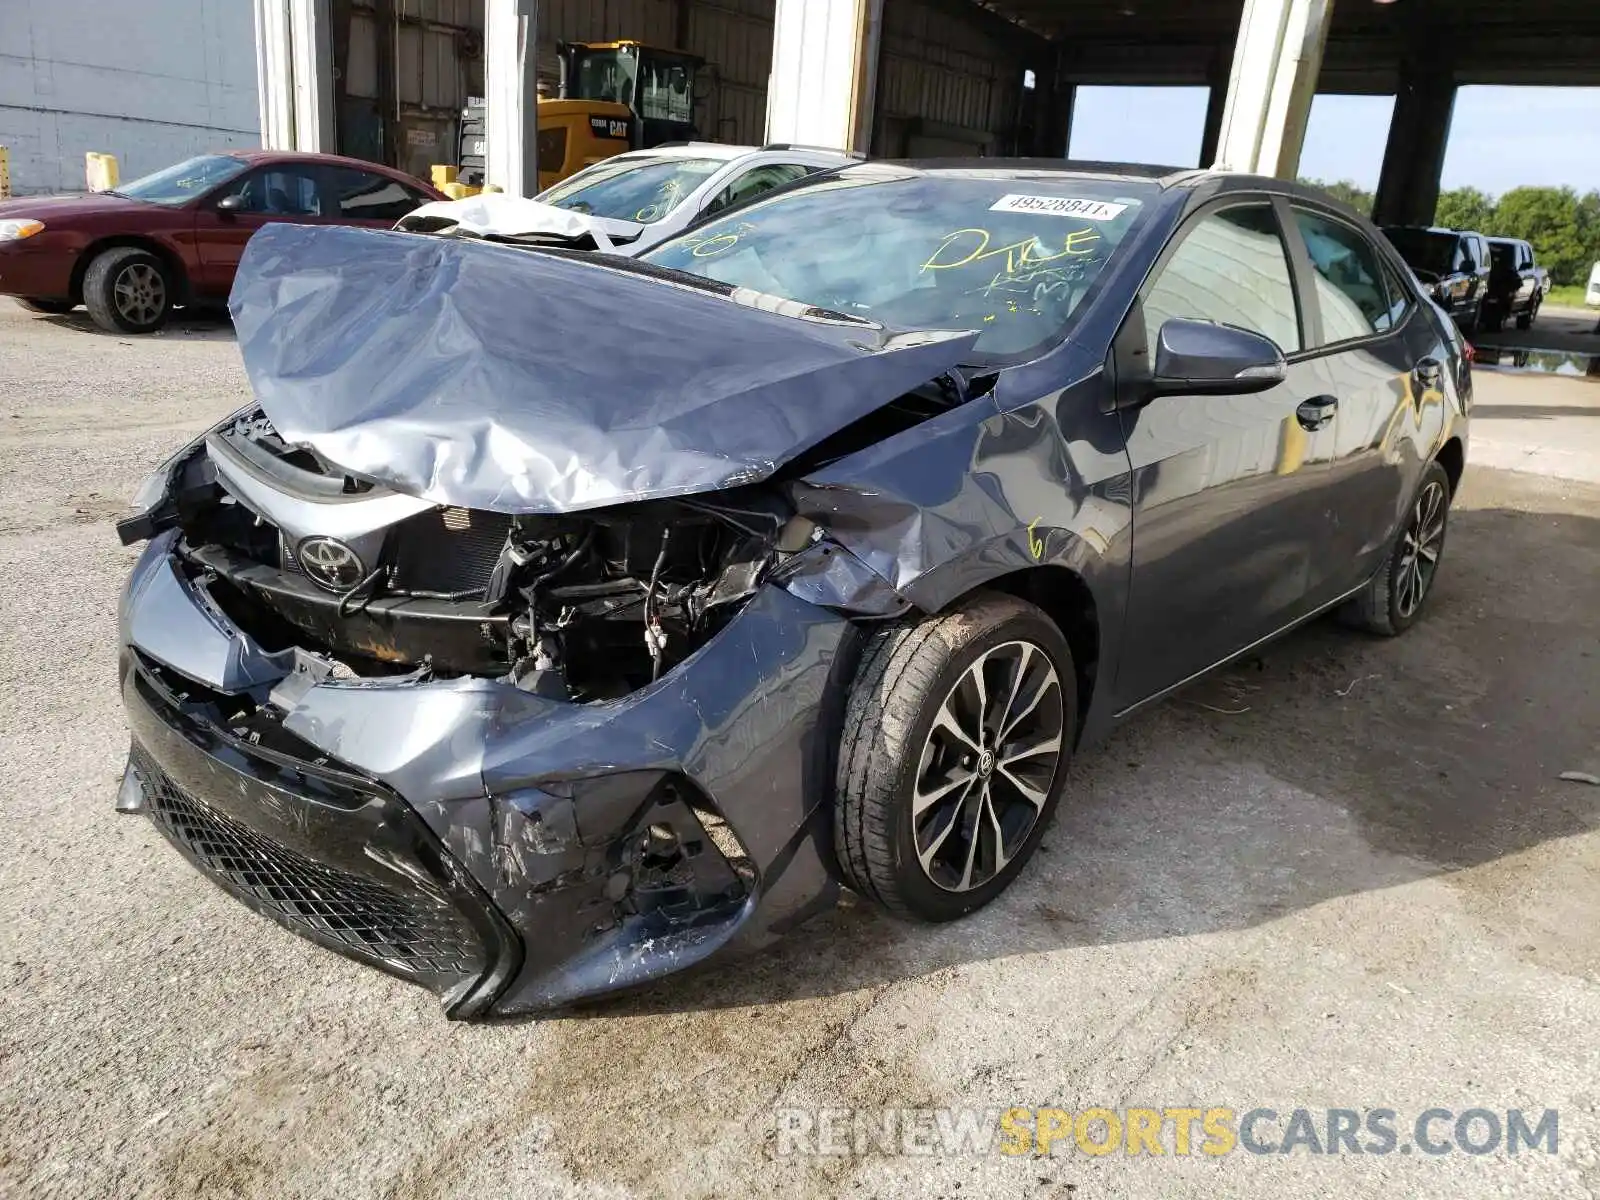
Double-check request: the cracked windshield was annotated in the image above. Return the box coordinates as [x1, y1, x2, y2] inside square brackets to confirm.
[644, 169, 1153, 356]
[538, 156, 723, 224]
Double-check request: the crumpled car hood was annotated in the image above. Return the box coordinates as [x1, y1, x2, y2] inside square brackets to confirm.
[395, 193, 641, 251]
[228, 223, 979, 514]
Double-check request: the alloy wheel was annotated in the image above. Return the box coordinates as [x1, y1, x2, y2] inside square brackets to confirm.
[912, 640, 1064, 893]
[113, 263, 165, 327]
[1396, 480, 1447, 619]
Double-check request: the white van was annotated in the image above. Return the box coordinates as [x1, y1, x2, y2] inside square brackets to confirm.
[1588, 261, 1600, 308]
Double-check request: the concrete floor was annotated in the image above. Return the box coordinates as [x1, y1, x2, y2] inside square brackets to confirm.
[1, 300, 1597, 1199]
[1471, 348, 1600, 483]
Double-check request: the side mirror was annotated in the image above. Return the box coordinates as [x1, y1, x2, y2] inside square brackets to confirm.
[1151, 317, 1287, 396]
[214, 193, 245, 214]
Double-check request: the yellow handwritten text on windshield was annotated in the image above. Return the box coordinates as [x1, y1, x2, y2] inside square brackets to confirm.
[679, 222, 757, 258]
[920, 227, 1101, 275]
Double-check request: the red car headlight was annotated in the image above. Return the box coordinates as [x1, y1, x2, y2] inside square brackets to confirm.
[0, 219, 45, 242]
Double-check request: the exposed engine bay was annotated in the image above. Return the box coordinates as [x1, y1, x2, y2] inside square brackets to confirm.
[157, 408, 833, 700]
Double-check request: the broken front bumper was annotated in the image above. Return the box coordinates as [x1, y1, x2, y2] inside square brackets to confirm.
[118, 532, 855, 1016]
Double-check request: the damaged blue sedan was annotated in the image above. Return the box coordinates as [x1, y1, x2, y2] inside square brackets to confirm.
[115, 162, 1470, 1016]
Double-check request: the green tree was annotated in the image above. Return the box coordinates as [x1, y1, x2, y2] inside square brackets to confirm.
[1435, 187, 1495, 234]
[1493, 186, 1595, 285]
[1300, 178, 1373, 216]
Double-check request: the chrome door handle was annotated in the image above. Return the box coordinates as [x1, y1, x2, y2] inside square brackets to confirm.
[1296, 396, 1337, 432]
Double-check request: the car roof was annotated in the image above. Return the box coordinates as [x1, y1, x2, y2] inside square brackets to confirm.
[884, 158, 1194, 185]
[604, 142, 855, 168]
[617, 142, 757, 161]
[222, 148, 427, 177]
[848, 160, 1390, 207]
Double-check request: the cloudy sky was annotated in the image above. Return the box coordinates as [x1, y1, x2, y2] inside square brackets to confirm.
[1066, 85, 1600, 197]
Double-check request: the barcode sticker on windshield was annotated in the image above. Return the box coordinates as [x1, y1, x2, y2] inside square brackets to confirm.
[989, 194, 1129, 221]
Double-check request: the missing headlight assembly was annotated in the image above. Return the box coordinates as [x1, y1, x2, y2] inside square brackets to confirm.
[134, 405, 808, 697]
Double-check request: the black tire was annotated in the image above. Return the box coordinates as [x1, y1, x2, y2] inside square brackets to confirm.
[1341, 460, 1452, 637]
[82, 247, 173, 334]
[834, 591, 1077, 922]
[1461, 300, 1482, 336]
[15, 297, 74, 315]
[1516, 299, 1538, 331]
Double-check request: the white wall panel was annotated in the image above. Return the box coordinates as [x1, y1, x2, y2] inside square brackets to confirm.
[0, 0, 259, 193]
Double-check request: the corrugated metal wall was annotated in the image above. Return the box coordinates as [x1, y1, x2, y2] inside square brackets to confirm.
[340, 0, 485, 176]
[681, 0, 774, 146]
[335, 0, 1030, 169]
[875, 0, 1030, 156]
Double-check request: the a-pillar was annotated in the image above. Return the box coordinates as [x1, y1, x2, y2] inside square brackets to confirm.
[253, 0, 335, 152]
[484, 0, 540, 196]
[1212, 0, 1334, 176]
[1372, 61, 1456, 227]
[766, 0, 884, 153]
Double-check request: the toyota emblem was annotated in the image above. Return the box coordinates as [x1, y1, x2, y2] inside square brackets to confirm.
[296, 536, 366, 592]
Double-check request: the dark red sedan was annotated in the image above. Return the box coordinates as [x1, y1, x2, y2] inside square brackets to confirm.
[0, 150, 445, 333]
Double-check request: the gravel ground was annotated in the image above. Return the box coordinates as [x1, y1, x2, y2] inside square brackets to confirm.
[2, 300, 1598, 1200]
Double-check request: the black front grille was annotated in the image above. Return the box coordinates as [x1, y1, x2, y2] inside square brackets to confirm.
[389, 507, 511, 595]
[276, 509, 511, 594]
[278, 533, 302, 575]
[135, 749, 487, 983]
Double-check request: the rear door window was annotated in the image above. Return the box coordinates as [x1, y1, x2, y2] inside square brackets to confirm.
[703, 163, 812, 217]
[325, 167, 427, 222]
[1291, 209, 1392, 343]
[1378, 256, 1415, 329]
[1142, 203, 1301, 353]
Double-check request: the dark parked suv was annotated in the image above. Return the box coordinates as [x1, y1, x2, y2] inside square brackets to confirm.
[1381, 226, 1491, 332]
[116, 164, 1470, 1016]
[1482, 237, 1545, 331]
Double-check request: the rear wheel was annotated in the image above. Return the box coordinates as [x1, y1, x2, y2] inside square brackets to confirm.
[1341, 461, 1452, 637]
[83, 247, 173, 334]
[834, 592, 1076, 922]
[15, 297, 74, 315]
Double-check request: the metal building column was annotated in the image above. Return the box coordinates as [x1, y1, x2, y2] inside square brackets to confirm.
[254, 0, 335, 152]
[1372, 64, 1456, 227]
[1040, 70, 1075, 159]
[484, 0, 540, 196]
[1198, 50, 1231, 167]
[1213, 0, 1334, 176]
[255, 0, 296, 150]
[288, 0, 336, 151]
[766, 0, 884, 153]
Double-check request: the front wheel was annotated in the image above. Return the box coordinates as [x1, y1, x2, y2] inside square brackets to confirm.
[834, 592, 1076, 922]
[82, 247, 173, 334]
[1516, 298, 1538, 330]
[1341, 461, 1452, 637]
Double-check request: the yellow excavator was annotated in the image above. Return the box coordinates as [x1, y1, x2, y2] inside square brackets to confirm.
[455, 41, 706, 193]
